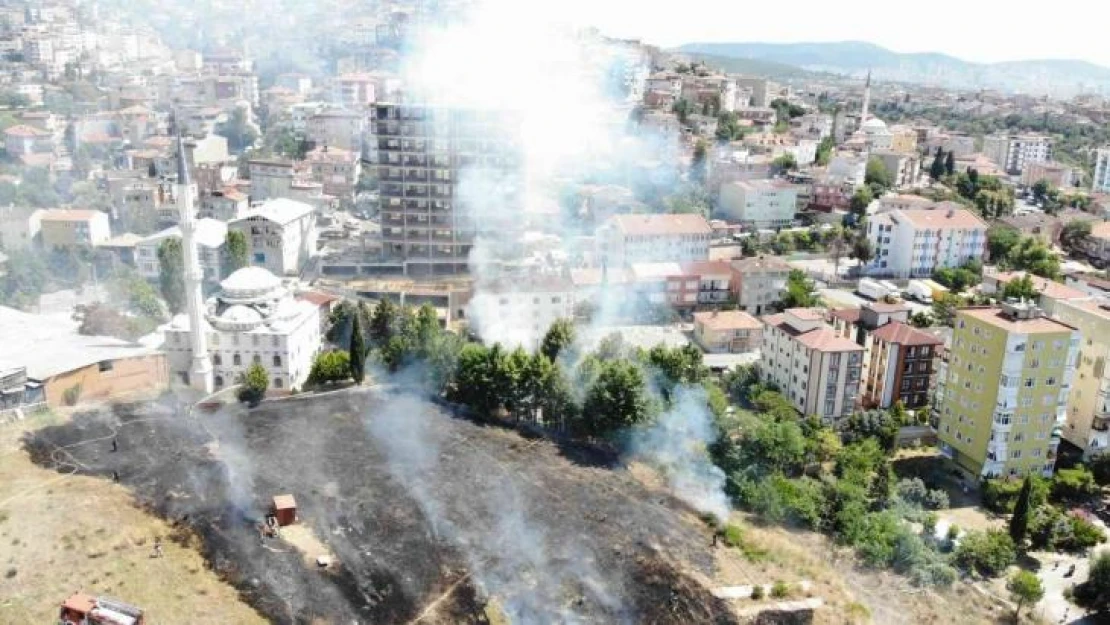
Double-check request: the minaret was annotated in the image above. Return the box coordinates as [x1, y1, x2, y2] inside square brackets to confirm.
[176, 133, 214, 393]
[860, 69, 872, 126]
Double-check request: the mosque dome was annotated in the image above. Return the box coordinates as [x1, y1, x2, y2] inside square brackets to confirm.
[220, 267, 282, 300]
[862, 117, 889, 133]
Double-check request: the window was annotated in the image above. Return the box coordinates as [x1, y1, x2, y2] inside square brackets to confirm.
[1033, 341, 1044, 351]
[98, 360, 114, 372]
[272, 335, 279, 347]
[273, 355, 282, 367]
[1045, 377, 1056, 386]
[274, 377, 283, 389]
[1032, 448, 1042, 458]
[213, 354, 222, 365]
[253, 354, 261, 365]
[1011, 450, 1022, 459]
[1014, 432, 1024, 443]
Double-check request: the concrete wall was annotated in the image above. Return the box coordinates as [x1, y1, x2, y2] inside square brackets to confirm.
[44, 353, 168, 407]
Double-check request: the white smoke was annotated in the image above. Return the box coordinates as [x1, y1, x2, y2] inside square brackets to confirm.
[628, 385, 730, 522]
[400, 0, 678, 349]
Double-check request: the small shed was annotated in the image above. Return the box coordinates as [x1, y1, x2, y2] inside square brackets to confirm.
[272, 494, 297, 527]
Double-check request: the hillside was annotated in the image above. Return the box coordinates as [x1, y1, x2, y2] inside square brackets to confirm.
[677, 41, 1110, 95]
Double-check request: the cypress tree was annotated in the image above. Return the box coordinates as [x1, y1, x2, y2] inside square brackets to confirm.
[349, 311, 366, 384]
[929, 147, 946, 180]
[1009, 475, 1033, 546]
[944, 150, 956, 176]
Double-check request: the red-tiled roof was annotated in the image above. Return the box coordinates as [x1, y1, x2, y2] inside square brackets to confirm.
[871, 321, 943, 347]
[608, 213, 712, 236]
[829, 308, 861, 323]
[40, 208, 103, 221]
[694, 310, 761, 331]
[794, 327, 863, 352]
[895, 208, 987, 230]
[4, 124, 48, 137]
[681, 260, 732, 276]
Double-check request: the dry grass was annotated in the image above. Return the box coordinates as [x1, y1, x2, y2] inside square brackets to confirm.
[706, 512, 1010, 625]
[0, 411, 265, 625]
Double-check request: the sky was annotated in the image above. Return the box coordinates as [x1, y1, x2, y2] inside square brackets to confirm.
[544, 0, 1110, 67]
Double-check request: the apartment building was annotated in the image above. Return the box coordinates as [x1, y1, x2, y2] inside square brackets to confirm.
[307, 108, 365, 153]
[864, 207, 987, 278]
[135, 219, 227, 284]
[248, 158, 296, 202]
[982, 134, 1052, 175]
[1053, 299, 1110, 458]
[1021, 161, 1076, 189]
[333, 73, 376, 107]
[980, 269, 1088, 315]
[760, 308, 864, 422]
[717, 180, 799, 229]
[693, 310, 762, 353]
[861, 322, 943, 410]
[870, 150, 920, 188]
[936, 303, 1079, 478]
[729, 255, 791, 316]
[465, 277, 575, 349]
[39, 209, 110, 250]
[596, 214, 711, 269]
[1093, 148, 1110, 194]
[305, 146, 361, 202]
[371, 103, 525, 276]
[681, 260, 733, 306]
[228, 198, 318, 276]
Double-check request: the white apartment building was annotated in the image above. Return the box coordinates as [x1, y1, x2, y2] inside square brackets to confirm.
[1052, 299, 1110, 458]
[135, 219, 228, 284]
[718, 180, 799, 229]
[865, 208, 988, 278]
[596, 214, 712, 269]
[760, 308, 864, 422]
[248, 159, 296, 203]
[466, 277, 576, 349]
[1092, 148, 1110, 193]
[982, 134, 1053, 175]
[228, 198, 318, 276]
[163, 267, 321, 391]
[828, 154, 867, 187]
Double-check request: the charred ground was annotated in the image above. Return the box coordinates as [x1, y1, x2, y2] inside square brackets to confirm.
[24, 390, 739, 625]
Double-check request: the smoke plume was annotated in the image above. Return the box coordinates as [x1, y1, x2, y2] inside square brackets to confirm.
[628, 385, 730, 522]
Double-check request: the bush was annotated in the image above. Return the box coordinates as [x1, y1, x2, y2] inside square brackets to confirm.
[737, 473, 826, 530]
[923, 489, 950, 510]
[722, 523, 744, 547]
[750, 584, 764, 600]
[770, 580, 790, 598]
[922, 512, 938, 537]
[982, 477, 1048, 514]
[896, 478, 928, 504]
[62, 383, 82, 406]
[237, 363, 269, 406]
[1052, 466, 1099, 502]
[954, 529, 1016, 578]
[307, 350, 351, 387]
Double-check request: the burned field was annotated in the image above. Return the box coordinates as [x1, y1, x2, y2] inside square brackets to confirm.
[24, 390, 739, 625]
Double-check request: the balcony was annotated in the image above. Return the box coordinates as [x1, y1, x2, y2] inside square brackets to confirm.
[405, 188, 429, 198]
[1093, 414, 1110, 432]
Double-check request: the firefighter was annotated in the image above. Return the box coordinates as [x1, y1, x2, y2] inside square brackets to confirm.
[111, 437, 118, 452]
[153, 538, 164, 558]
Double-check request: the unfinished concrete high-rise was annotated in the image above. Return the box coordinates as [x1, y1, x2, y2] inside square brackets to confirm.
[370, 103, 523, 276]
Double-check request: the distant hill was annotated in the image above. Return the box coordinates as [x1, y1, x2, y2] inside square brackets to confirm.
[679, 52, 811, 79]
[676, 41, 1110, 95]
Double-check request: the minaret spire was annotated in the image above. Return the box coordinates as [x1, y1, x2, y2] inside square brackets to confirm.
[176, 130, 214, 393]
[860, 69, 872, 126]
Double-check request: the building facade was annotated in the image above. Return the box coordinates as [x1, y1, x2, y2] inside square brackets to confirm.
[38, 209, 111, 250]
[717, 180, 799, 229]
[936, 303, 1079, 478]
[1093, 148, 1110, 194]
[371, 103, 524, 276]
[864, 208, 987, 278]
[862, 321, 942, 410]
[729, 255, 791, 316]
[1052, 300, 1110, 458]
[135, 218, 227, 284]
[983, 134, 1052, 175]
[760, 308, 864, 422]
[163, 267, 322, 391]
[596, 214, 711, 269]
[693, 310, 762, 353]
[228, 198, 318, 276]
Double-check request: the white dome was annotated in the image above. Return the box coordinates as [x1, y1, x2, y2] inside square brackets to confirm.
[862, 117, 888, 132]
[220, 304, 264, 324]
[220, 267, 281, 297]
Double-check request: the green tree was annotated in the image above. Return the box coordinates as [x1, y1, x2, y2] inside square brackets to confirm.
[215, 106, 259, 153]
[1007, 237, 1059, 279]
[815, 136, 835, 166]
[929, 148, 946, 181]
[865, 157, 893, 190]
[1060, 220, 1092, 253]
[1009, 476, 1033, 546]
[869, 462, 894, 510]
[780, 269, 820, 309]
[369, 298, 399, 347]
[1001, 275, 1037, 301]
[307, 350, 351, 386]
[349, 311, 367, 384]
[1079, 552, 1110, 613]
[0, 248, 48, 310]
[225, 230, 249, 275]
[849, 186, 873, 215]
[772, 152, 797, 172]
[691, 139, 708, 183]
[238, 363, 269, 406]
[156, 238, 185, 314]
[580, 360, 649, 437]
[850, 235, 874, 265]
[954, 529, 1016, 577]
[987, 226, 1022, 263]
[1052, 466, 1099, 502]
[944, 150, 956, 177]
[540, 318, 575, 362]
[1006, 570, 1044, 621]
